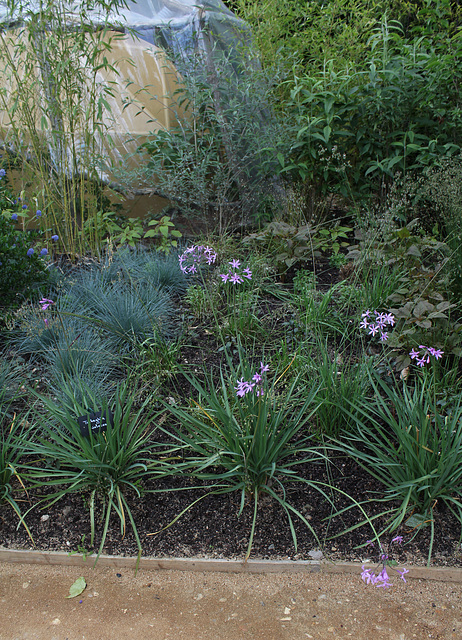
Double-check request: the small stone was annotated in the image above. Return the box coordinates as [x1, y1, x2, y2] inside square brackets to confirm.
[284, 607, 291, 615]
[308, 550, 323, 561]
[22, 582, 29, 589]
[51, 619, 61, 625]
[40, 514, 50, 523]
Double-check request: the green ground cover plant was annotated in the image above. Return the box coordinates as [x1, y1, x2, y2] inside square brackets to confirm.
[333, 371, 462, 564]
[24, 379, 160, 566]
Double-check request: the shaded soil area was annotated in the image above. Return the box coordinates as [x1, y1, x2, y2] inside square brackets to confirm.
[1, 562, 462, 640]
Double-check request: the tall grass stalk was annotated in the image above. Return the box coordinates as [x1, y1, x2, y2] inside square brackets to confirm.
[0, 0, 123, 255]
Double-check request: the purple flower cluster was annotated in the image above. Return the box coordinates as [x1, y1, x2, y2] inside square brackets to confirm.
[361, 536, 408, 589]
[39, 298, 54, 328]
[26, 235, 59, 258]
[179, 245, 217, 274]
[219, 259, 252, 285]
[360, 309, 395, 342]
[235, 362, 269, 398]
[39, 298, 54, 310]
[409, 345, 444, 367]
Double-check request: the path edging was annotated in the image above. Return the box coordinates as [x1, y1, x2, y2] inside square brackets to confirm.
[1, 548, 462, 583]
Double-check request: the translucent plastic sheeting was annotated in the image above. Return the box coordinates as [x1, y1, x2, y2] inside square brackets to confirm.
[0, 1, 251, 186]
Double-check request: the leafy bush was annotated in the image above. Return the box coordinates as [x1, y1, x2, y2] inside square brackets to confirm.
[281, 17, 462, 202]
[243, 221, 352, 272]
[0, 211, 49, 307]
[135, 45, 290, 228]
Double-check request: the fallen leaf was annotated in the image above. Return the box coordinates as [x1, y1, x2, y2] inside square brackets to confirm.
[66, 577, 86, 599]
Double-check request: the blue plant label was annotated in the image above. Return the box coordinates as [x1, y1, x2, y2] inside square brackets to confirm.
[77, 409, 113, 437]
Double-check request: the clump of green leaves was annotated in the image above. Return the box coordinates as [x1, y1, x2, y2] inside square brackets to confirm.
[144, 215, 182, 254]
[334, 372, 462, 563]
[157, 358, 335, 559]
[244, 221, 352, 272]
[25, 379, 160, 565]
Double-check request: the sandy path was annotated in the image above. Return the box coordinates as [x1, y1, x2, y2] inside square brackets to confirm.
[1, 562, 461, 639]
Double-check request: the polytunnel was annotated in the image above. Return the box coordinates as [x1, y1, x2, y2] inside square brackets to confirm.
[0, 0, 252, 193]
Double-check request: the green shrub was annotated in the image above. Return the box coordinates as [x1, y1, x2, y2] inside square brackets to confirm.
[0, 212, 49, 307]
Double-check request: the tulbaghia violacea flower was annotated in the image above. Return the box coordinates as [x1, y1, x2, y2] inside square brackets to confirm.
[243, 267, 252, 280]
[368, 323, 380, 336]
[396, 568, 409, 583]
[229, 272, 243, 285]
[234, 362, 269, 398]
[360, 309, 395, 343]
[178, 245, 217, 274]
[219, 258, 252, 285]
[361, 536, 408, 589]
[409, 345, 444, 366]
[39, 298, 54, 310]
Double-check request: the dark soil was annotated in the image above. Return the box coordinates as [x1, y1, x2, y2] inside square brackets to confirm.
[2, 452, 462, 569]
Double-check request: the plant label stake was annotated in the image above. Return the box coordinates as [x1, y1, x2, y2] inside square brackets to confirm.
[77, 409, 113, 437]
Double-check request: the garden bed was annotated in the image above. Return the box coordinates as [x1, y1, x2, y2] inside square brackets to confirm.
[1, 237, 462, 574]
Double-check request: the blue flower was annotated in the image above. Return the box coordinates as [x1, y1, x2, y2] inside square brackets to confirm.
[11, 213, 18, 221]
[22, 204, 27, 210]
[36, 209, 42, 217]
[27, 247, 34, 257]
[0, 168, 5, 178]
[40, 248, 48, 256]
[51, 234, 59, 242]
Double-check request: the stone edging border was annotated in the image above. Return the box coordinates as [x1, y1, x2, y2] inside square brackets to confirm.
[1, 549, 462, 583]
